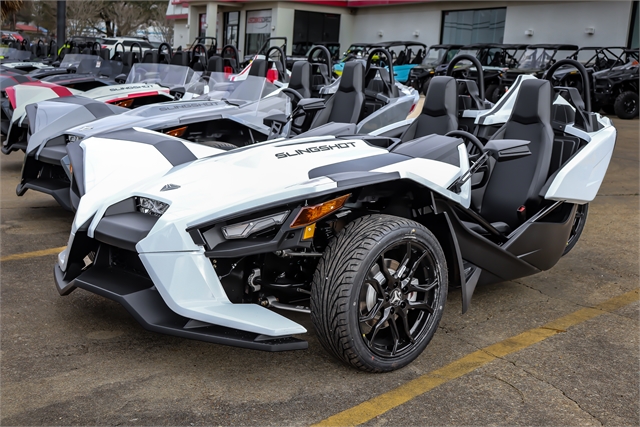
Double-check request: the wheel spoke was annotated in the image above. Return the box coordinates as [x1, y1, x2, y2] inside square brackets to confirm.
[388, 315, 401, 355]
[364, 278, 386, 297]
[404, 252, 429, 284]
[368, 306, 392, 347]
[409, 277, 439, 293]
[393, 242, 412, 280]
[397, 308, 414, 343]
[378, 254, 393, 283]
[407, 300, 434, 314]
[359, 299, 384, 323]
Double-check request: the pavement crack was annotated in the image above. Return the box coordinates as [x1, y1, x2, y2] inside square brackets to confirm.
[488, 374, 525, 403]
[510, 362, 604, 426]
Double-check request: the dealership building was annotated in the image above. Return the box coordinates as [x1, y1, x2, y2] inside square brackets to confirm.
[166, 0, 639, 55]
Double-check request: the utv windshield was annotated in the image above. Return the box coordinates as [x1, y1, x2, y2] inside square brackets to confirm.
[421, 47, 448, 67]
[206, 74, 279, 105]
[517, 48, 555, 69]
[0, 48, 31, 60]
[126, 63, 203, 90]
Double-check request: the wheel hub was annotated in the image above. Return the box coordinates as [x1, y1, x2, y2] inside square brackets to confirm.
[389, 288, 403, 306]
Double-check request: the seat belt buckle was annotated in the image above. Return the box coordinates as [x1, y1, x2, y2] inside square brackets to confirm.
[517, 205, 526, 223]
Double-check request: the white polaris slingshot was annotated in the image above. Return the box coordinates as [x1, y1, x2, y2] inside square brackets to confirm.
[53, 59, 615, 372]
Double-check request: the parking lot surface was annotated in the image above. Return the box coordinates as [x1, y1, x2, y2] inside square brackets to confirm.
[1, 118, 638, 426]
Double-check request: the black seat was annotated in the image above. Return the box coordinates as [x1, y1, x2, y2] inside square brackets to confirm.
[400, 76, 458, 141]
[288, 61, 312, 98]
[249, 58, 268, 77]
[142, 50, 158, 64]
[477, 79, 554, 230]
[223, 57, 237, 73]
[170, 51, 189, 67]
[309, 61, 365, 128]
[207, 56, 223, 73]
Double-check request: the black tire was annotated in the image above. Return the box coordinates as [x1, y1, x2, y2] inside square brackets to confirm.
[601, 104, 615, 115]
[311, 214, 448, 372]
[614, 91, 639, 120]
[486, 83, 502, 103]
[563, 203, 589, 256]
[198, 141, 237, 151]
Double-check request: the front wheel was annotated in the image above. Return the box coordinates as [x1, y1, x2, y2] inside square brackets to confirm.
[311, 214, 448, 372]
[563, 203, 589, 256]
[614, 91, 639, 120]
[421, 77, 432, 95]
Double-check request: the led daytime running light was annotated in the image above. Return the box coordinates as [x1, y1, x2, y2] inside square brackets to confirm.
[291, 194, 350, 228]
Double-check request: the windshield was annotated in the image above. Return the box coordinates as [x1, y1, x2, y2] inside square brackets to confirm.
[206, 74, 278, 104]
[517, 48, 555, 69]
[0, 48, 31, 60]
[60, 54, 103, 69]
[421, 47, 447, 66]
[126, 63, 203, 90]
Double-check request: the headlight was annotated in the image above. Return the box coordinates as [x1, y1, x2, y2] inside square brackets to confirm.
[222, 211, 289, 239]
[136, 197, 169, 217]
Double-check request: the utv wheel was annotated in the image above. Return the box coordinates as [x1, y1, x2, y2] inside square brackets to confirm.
[563, 203, 589, 256]
[486, 84, 503, 103]
[311, 214, 448, 372]
[614, 91, 639, 120]
[198, 141, 238, 151]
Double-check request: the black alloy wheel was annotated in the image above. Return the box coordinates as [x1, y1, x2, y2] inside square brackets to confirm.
[563, 203, 589, 256]
[311, 214, 447, 372]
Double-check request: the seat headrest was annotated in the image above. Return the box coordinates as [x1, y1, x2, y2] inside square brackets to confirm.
[207, 55, 223, 72]
[249, 58, 268, 77]
[142, 50, 157, 64]
[510, 79, 552, 125]
[423, 76, 458, 117]
[339, 61, 364, 93]
[289, 61, 312, 97]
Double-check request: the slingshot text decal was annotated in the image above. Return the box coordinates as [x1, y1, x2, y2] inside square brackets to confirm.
[275, 142, 357, 159]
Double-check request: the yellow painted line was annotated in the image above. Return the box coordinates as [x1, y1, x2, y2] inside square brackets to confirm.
[314, 288, 639, 427]
[0, 246, 66, 262]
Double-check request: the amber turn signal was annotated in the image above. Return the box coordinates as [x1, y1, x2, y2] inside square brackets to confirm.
[165, 126, 188, 138]
[291, 194, 350, 228]
[113, 98, 134, 108]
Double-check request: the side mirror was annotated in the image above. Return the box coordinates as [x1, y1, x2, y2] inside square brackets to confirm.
[297, 97, 326, 113]
[67, 65, 77, 73]
[114, 73, 127, 83]
[485, 139, 531, 161]
[264, 113, 289, 140]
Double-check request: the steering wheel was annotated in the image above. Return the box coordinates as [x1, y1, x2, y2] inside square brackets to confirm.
[446, 54, 485, 102]
[446, 130, 491, 189]
[546, 58, 591, 112]
[281, 87, 304, 107]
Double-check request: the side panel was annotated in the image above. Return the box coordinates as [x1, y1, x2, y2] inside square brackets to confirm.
[545, 126, 616, 204]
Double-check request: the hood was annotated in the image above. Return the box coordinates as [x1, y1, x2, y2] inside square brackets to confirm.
[7, 82, 81, 126]
[26, 96, 127, 155]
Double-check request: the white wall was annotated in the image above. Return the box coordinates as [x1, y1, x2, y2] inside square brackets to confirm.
[173, 19, 189, 48]
[504, 1, 633, 47]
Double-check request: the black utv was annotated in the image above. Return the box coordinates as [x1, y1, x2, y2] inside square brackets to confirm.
[593, 48, 639, 119]
[408, 44, 462, 94]
[500, 44, 578, 89]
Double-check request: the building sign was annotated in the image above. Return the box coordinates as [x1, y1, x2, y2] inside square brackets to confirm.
[246, 10, 272, 34]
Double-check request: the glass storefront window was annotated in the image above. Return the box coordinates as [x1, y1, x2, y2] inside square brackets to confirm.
[245, 9, 272, 56]
[441, 8, 506, 44]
